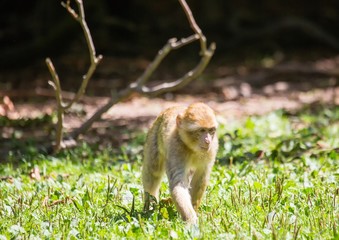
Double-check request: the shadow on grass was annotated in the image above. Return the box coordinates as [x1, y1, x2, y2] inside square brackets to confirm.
[1, 103, 338, 167]
[0, 115, 153, 165]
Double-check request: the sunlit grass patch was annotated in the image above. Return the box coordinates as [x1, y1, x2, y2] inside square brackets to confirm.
[0, 105, 338, 239]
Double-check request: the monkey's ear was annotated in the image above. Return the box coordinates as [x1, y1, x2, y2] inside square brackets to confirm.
[176, 114, 183, 126]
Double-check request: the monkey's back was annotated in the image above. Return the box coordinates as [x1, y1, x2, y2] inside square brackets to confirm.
[149, 106, 186, 157]
[143, 106, 186, 177]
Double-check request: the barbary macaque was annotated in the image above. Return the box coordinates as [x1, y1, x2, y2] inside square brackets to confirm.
[142, 102, 218, 224]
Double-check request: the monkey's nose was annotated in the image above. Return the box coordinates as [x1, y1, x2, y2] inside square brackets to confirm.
[204, 138, 210, 144]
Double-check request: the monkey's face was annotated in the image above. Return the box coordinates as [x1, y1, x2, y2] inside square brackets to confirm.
[176, 103, 218, 153]
[179, 124, 217, 152]
[196, 127, 216, 151]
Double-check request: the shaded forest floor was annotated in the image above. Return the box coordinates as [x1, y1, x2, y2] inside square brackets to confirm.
[1, 53, 339, 155]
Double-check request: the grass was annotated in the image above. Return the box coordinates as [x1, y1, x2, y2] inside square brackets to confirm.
[0, 105, 338, 239]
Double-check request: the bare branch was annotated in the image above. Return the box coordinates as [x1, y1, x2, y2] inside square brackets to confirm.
[45, 58, 64, 151]
[178, 0, 207, 53]
[132, 35, 200, 90]
[70, 87, 134, 139]
[61, 0, 79, 19]
[45, 0, 102, 152]
[139, 43, 216, 96]
[45, 58, 62, 105]
[70, 0, 216, 139]
[62, 0, 103, 109]
[171, 34, 199, 49]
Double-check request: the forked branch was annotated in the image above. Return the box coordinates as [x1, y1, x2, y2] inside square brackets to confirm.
[46, 0, 102, 152]
[70, 0, 216, 139]
[178, 0, 207, 53]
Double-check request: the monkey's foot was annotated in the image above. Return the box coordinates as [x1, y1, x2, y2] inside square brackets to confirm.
[159, 197, 173, 206]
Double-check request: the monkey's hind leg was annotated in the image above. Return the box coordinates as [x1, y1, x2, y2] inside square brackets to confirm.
[142, 167, 164, 211]
[142, 145, 165, 211]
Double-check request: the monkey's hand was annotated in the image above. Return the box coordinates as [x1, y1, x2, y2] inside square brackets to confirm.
[143, 192, 158, 212]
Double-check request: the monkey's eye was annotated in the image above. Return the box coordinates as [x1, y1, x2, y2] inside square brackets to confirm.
[198, 128, 207, 133]
[209, 128, 216, 135]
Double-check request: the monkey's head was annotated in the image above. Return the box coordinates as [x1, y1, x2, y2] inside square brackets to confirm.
[176, 103, 218, 153]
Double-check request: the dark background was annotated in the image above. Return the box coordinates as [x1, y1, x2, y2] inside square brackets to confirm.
[1, 0, 339, 91]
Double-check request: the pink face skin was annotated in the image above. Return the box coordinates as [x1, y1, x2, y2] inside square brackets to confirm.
[198, 128, 216, 151]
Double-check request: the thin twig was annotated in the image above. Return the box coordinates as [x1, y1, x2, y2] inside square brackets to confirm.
[46, 58, 65, 150]
[172, 34, 200, 49]
[45, 58, 62, 105]
[61, 0, 79, 19]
